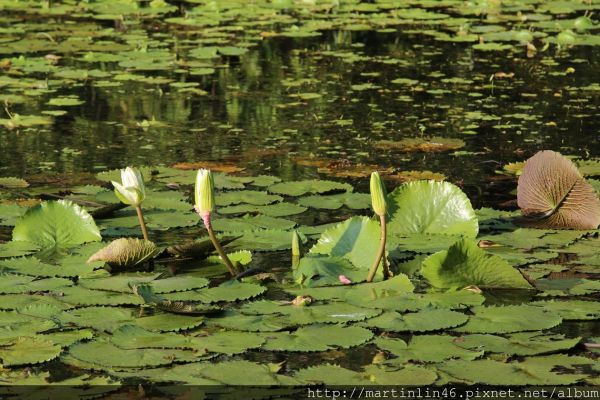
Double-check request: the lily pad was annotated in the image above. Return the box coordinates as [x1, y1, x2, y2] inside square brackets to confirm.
[262, 324, 373, 352]
[12, 200, 102, 251]
[309, 216, 383, 273]
[268, 180, 352, 196]
[387, 181, 478, 237]
[360, 308, 468, 332]
[421, 238, 533, 290]
[454, 305, 562, 334]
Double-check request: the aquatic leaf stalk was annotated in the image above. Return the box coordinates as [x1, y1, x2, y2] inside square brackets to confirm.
[195, 169, 237, 277]
[367, 172, 390, 282]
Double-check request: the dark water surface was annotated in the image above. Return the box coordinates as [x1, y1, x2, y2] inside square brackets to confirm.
[1, 6, 600, 209]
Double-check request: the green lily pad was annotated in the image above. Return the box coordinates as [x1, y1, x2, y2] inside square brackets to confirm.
[227, 229, 305, 251]
[212, 215, 296, 231]
[438, 358, 586, 385]
[0, 336, 62, 366]
[454, 305, 562, 333]
[163, 281, 266, 303]
[239, 300, 381, 325]
[297, 192, 371, 210]
[360, 308, 468, 332]
[531, 300, 600, 320]
[268, 180, 352, 197]
[215, 190, 283, 206]
[387, 181, 478, 237]
[0, 241, 40, 258]
[421, 238, 533, 290]
[453, 332, 581, 356]
[262, 324, 373, 352]
[12, 200, 102, 252]
[309, 216, 383, 274]
[217, 202, 307, 217]
[66, 339, 198, 369]
[375, 335, 483, 363]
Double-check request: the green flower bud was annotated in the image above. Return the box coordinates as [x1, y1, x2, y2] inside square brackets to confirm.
[111, 167, 146, 207]
[291, 230, 301, 257]
[195, 169, 215, 216]
[370, 171, 387, 217]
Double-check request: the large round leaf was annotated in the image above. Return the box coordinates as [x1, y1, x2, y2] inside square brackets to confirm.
[387, 181, 478, 237]
[12, 200, 101, 251]
[421, 238, 533, 290]
[517, 150, 600, 229]
[309, 216, 382, 272]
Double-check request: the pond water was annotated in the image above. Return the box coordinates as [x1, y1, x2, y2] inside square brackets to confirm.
[0, 0, 599, 394]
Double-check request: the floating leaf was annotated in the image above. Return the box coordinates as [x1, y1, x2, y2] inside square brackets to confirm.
[454, 305, 562, 333]
[268, 180, 352, 196]
[217, 202, 307, 217]
[262, 324, 373, 352]
[227, 229, 305, 251]
[86, 238, 160, 268]
[531, 300, 600, 320]
[517, 150, 600, 229]
[387, 181, 478, 237]
[297, 193, 371, 210]
[58, 306, 136, 332]
[375, 335, 483, 363]
[12, 200, 101, 251]
[0, 241, 40, 258]
[0, 337, 62, 366]
[239, 300, 381, 325]
[212, 215, 295, 232]
[66, 339, 198, 369]
[164, 281, 266, 303]
[438, 358, 586, 385]
[216, 190, 283, 206]
[421, 238, 533, 290]
[360, 308, 468, 332]
[453, 332, 581, 356]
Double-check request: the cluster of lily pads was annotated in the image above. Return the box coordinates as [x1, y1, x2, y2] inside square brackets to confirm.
[0, 149, 599, 392]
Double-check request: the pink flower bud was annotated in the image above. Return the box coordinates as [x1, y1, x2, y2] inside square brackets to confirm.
[339, 275, 351, 285]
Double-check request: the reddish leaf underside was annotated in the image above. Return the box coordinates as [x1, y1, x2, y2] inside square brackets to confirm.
[517, 150, 600, 229]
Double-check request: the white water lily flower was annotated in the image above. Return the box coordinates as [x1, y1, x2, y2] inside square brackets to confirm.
[195, 169, 215, 217]
[111, 167, 146, 207]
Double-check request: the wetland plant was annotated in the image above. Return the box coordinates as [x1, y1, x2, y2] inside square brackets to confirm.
[111, 167, 149, 241]
[366, 171, 391, 282]
[195, 168, 237, 277]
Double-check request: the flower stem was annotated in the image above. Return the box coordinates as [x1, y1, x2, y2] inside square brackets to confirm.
[205, 220, 238, 277]
[366, 214, 388, 283]
[135, 206, 150, 241]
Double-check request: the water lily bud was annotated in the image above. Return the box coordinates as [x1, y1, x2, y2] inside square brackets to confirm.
[195, 169, 215, 218]
[291, 230, 301, 257]
[111, 167, 146, 207]
[339, 275, 351, 285]
[370, 172, 387, 217]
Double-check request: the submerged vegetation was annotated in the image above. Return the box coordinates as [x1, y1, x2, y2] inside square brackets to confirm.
[0, 0, 600, 394]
